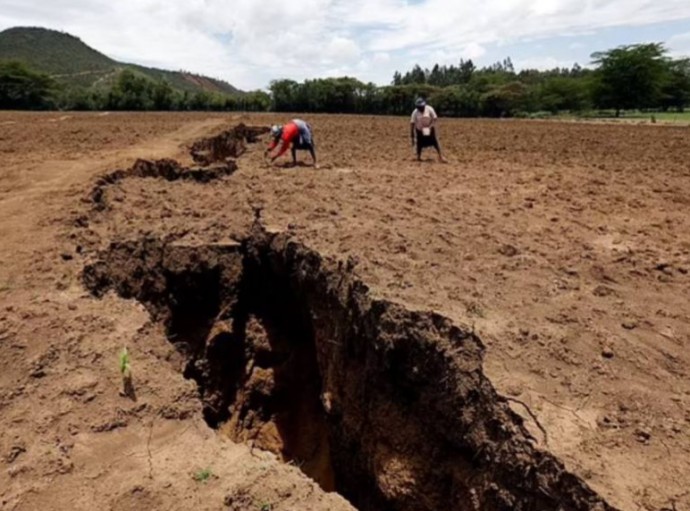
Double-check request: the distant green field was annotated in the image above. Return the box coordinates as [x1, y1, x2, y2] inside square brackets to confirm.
[554, 110, 690, 123]
[619, 111, 690, 122]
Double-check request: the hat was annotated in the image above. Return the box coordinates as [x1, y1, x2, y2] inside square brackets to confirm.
[270, 125, 282, 138]
[415, 97, 426, 107]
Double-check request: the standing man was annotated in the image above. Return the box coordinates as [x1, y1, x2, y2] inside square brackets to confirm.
[410, 97, 447, 162]
[264, 119, 317, 167]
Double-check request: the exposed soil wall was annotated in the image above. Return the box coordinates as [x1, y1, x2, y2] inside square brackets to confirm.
[83, 227, 617, 511]
[190, 123, 270, 166]
[89, 123, 269, 212]
[89, 158, 238, 211]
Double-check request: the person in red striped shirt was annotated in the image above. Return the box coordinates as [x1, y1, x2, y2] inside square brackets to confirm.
[264, 119, 317, 167]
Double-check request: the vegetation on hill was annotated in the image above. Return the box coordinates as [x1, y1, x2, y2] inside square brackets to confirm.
[60, 69, 269, 111]
[0, 26, 242, 100]
[0, 60, 56, 109]
[0, 26, 115, 76]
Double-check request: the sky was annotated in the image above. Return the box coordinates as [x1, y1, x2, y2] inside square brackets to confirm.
[1, 0, 690, 90]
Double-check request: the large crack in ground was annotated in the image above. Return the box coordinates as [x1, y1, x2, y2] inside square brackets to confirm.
[89, 158, 238, 211]
[76, 122, 617, 510]
[82, 227, 617, 511]
[190, 124, 270, 166]
[88, 123, 269, 212]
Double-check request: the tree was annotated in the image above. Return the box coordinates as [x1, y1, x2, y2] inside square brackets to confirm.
[0, 61, 55, 109]
[57, 87, 105, 111]
[269, 79, 300, 111]
[428, 64, 444, 86]
[189, 91, 212, 110]
[403, 65, 427, 85]
[591, 43, 668, 116]
[458, 59, 476, 84]
[108, 69, 155, 110]
[429, 86, 481, 117]
[240, 90, 271, 112]
[660, 58, 690, 112]
[481, 82, 529, 117]
[539, 76, 590, 113]
[152, 80, 175, 110]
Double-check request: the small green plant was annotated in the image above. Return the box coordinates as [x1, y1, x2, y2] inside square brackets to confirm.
[119, 347, 132, 378]
[258, 504, 273, 511]
[193, 467, 213, 483]
[119, 347, 135, 398]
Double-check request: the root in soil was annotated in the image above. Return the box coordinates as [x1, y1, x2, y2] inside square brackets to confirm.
[83, 227, 617, 511]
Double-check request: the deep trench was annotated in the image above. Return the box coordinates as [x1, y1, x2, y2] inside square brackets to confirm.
[83, 229, 616, 511]
[87, 123, 270, 213]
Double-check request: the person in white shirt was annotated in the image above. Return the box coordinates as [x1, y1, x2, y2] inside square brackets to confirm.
[410, 97, 447, 162]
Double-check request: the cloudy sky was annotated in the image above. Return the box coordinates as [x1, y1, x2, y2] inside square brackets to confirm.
[1, 0, 690, 90]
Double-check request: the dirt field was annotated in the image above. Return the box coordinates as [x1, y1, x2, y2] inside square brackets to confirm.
[1, 111, 689, 511]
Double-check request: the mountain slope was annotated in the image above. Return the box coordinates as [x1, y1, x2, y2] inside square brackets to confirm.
[0, 27, 241, 95]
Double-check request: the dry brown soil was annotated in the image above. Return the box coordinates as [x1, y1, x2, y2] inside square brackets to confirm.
[1, 111, 689, 511]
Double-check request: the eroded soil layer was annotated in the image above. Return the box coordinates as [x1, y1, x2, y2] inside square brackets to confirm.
[89, 158, 238, 211]
[83, 228, 616, 511]
[190, 123, 270, 166]
[89, 123, 270, 212]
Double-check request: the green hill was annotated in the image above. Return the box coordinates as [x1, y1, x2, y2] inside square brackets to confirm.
[0, 27, 242, 95]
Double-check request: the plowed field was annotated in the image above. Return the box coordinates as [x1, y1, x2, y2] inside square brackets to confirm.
[1, 111, 689, 511]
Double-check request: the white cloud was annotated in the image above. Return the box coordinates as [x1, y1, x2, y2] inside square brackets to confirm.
[463, 43, 487, 60]
[373, 52, 391, 63]
[668, 32, 690, 57]
[1, 0, 690, 89]
[513, 56, 576, 70]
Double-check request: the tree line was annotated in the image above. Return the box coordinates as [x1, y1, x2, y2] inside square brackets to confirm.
[0, 65, 270, 111]
[270, 44, 690, 117]
[2, 43, 689, 116]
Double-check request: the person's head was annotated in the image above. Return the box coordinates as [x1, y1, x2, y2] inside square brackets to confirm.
[270, 125, 283, 139]
[415, 97, 426, 111]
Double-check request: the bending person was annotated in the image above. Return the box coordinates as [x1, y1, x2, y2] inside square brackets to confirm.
[265, 119, 317, 167]
[410, 97, 447, 163]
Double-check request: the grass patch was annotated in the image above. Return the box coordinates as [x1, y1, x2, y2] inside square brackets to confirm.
[192, 467, 214, 483]
[622, 111, 690, 122]
[554, 110, 690, 123]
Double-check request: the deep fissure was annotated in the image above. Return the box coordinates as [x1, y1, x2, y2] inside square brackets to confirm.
[83, 231, 617, 511]
[79, 120, 616, 508]
[87, 123, 269, 212]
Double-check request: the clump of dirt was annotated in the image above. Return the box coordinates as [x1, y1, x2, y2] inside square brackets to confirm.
[83, 227, 617, 511]
[89, 158, 238, 211]
[190, 123, 270, 166]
